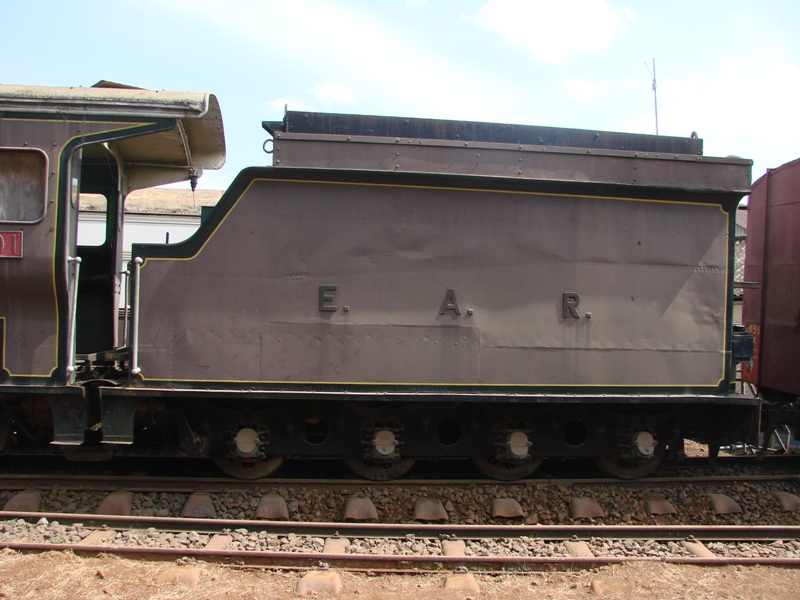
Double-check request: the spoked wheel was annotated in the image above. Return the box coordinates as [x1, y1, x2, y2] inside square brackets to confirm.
[472, 455, 543, 481]
[343, 456, 415, 481]
[213, 455, 285, 479]
[594, 452, 663, 480]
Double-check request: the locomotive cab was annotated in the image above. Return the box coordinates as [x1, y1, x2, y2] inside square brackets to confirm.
[0, 82, 225, 450]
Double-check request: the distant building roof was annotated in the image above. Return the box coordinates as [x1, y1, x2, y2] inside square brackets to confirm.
[80, 188, 223, 216]
[734, 206, 748, 297]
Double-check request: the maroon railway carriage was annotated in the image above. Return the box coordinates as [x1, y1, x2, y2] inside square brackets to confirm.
[742, 158, 800, 439]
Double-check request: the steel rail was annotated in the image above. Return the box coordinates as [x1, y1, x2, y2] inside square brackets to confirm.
[1, 541, 799, 571]
[0, 472, 796, 494]
[3, 511, 800, 542]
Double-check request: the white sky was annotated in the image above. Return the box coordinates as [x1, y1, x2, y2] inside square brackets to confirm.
[3, 0, 798, 192]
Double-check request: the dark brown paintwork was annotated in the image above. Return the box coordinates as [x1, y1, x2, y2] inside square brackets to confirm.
[0, 84, 226, 386]
[134, 168, 740, 392]
[2, 90, 763, 461]
[134, 117, 750, 395]
[0, 119, 89, 380]
[0, 118, 175, 381]
[269, 133, 750, 193]
[265, 113, 750, 197]
[742, 158, 800, 396]
[265, 111, 704, 155]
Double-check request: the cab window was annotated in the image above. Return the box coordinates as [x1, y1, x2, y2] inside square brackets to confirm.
[0, 149, 47, 222]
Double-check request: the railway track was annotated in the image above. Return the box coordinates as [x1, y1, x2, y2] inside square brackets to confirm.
[3, 511, 800, 568]
[2, 473, 800, 595]
[2, 472, 799, 525]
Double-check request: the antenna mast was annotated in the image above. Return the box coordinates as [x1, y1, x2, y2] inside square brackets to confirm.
[645, 58, 659, 135]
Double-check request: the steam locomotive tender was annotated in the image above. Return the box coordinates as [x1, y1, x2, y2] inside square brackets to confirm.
[0, 83, 757, 480]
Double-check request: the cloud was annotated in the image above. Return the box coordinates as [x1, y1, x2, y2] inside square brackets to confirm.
[586, 50, 800, 180]
[154, 0, 530, 122]
[308, 82, 357, 107]
[264, 98, 316, 113]
[469, 0, 630, 64]
[661, 56, 800, 178]
[557, 77, 642, 100]
[268, 83, 356, 113]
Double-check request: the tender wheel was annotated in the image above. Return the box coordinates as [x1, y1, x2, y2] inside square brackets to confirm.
[213, 455, 285, 479]
[594, 453, 663, 480]
[472, 455, 542, 481]
[343, 456, 415, 481]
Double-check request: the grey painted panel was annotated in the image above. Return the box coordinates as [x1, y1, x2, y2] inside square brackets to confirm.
[136, 178, 729, 387]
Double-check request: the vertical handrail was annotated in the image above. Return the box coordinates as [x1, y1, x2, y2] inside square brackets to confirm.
[129, 257, 143, 377]
[120, 269, 130, 347]
[65, 256, 82, 383]
[756, 168, 772, 387]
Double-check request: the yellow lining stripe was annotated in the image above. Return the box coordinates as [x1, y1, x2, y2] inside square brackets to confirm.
[138, 376, 723, 387]
[0, 316, 4, 373]
[138, 177, 733, 388]
[1, 117, 156, 377]
[143, 177, 726, 267]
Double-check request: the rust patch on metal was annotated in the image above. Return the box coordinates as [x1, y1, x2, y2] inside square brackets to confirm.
[343, 497, 378, 521]
[708, 493, 742, 515]
[643, 494, 677, 516]
[255, 494, 289, 520]
[491, 498, 526, 519]
[569, 497, 605, 519]
[413, 497, 448, 522]
[772, 490, 800, 512]
[95, 491, 133, 516]
[3, 490, 41, 512]
[180, 493, 216, 519]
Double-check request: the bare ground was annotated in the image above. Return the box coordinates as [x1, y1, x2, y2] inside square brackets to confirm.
[1, 550, 799, 599]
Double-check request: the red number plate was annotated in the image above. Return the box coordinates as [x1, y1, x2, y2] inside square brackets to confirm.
[0, 231, 23, 258]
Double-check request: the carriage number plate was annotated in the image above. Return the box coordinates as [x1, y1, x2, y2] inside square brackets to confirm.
[0, 231, 23, 258]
